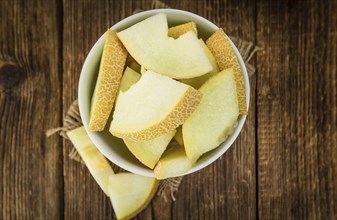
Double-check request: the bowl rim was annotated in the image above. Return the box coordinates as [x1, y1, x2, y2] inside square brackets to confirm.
[78, 8, 250, 177]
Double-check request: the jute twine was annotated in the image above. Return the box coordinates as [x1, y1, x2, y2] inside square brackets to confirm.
[46, 0, 259, 202]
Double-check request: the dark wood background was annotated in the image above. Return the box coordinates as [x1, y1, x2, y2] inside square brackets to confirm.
[1, 0, 336, 219]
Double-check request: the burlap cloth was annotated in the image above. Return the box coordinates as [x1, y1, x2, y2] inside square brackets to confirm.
[47, 0, 259, 202]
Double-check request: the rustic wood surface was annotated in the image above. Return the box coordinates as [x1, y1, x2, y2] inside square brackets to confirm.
[0, 0, 336, 219]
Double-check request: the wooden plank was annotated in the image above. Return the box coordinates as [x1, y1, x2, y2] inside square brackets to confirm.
[62, 0, 257, 219]
[62, 1, 155, 219]
[256, 0, 337, 219]
[0, 0, 63, 219]
[165, 0, 257, 219]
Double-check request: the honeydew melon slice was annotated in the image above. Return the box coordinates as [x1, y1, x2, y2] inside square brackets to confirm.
[181, 39, 220, 88]
[140, 65, 147, 74]
[117, 13, 213, 79]
[119, 67, 141, 92]
[115, 67, 141, 106]
[88, 30, 128, 131]
[108, 173, 158, 219]
[129, 61, 141, 72]
[206, 28, 247, 115]
[66, 126, 114, 195]
[125, 54, 141, 72]
[154, 142, 196, 179]
[183, 69, 239, 160]
[110, 70, 202, 141]
[124, 130, 176, 169]
[126, 54, 141, 73]
[173, 126, 184, 146]
[168, 21, 198, 39]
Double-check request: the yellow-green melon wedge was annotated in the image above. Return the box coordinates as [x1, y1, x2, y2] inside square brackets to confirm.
[89, 30, 128, 131]
[110, 70, 202, 141]
[124, 130, 176, 169]
[117, 13, 213, 79]
[115, 67, 141, 105]
[173, 126, 184, 146]
[129, 61, 141, 72]
[154, 142, 197, 179]
[109, 173, 159, 220]
[183, 69, 239, 160]
[206, 28, 247, 115]
[140, 65, 147, 74]
[168, 21, 198, 39]
[67, 126, 114, 195]
[181, 39, 220, 88]
[119, 67, 141, 92]
[125, 54, 141, 72]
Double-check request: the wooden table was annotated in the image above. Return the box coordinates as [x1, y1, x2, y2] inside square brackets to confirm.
[1, 0, 336, 219]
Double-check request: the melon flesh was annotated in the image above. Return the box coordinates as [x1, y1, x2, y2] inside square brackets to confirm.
[66, 127, 114, 195]
[154, 143, 196, 179]
[129, 61, 141, 72]
[119, 67, 141, 92]
[117, 13, 213, 79]
[109, 173, 158, 219]
[125, 54, 141, 72]
[124, 130, 176, 169]
[183, 69, 239, 160]
[140, 65, 147, 74]
[173, 126, 184, 146]
[206, 28, 247, 114]
[181, 39, 220, 88]
[115, 67, 141, 105]
[110, 70, 201, 141]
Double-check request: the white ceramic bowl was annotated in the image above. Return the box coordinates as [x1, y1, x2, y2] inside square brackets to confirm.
[79, 9, 250, 177]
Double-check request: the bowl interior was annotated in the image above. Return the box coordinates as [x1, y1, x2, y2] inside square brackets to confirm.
[78, 9, 250, 177]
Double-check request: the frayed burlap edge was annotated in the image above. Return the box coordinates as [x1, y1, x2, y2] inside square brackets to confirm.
[46, 100, 84, 163]
[46, 0, 259, 202]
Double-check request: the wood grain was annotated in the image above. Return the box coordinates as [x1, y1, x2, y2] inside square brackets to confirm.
[62, 1, 154, 219]
[256, 0, 337, 219]
[165, 0, 257, 220]
[0, 0, 63, 219]
[1, 0, 336, 219]
[62, 1, 257, 219]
